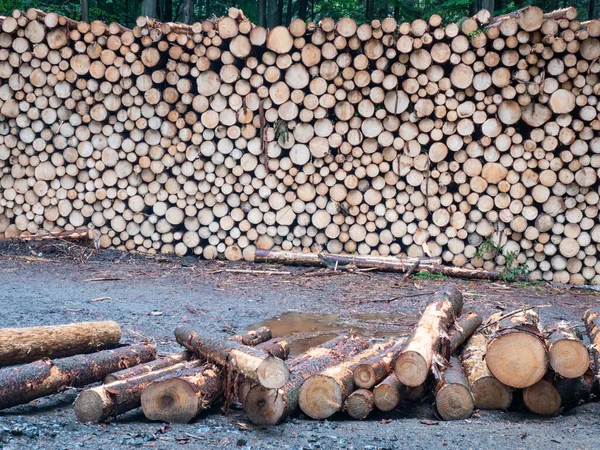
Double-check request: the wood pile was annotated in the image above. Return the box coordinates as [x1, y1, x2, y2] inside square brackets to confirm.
[1, 292, 599, 423]
[0, 7, 599, 284]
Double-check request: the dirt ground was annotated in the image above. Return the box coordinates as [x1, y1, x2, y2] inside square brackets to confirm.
[1, 243, 600, 449]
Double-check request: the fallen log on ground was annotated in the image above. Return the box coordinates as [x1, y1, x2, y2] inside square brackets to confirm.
[229, 326, 272, 346]
[141, 364, 223, 423]
[75, 359, 203, 422]
[299, 339, 398, 419]
[174, 326, 289, 389]
[395, 285, 464, 387]
[0, 344, 156, 410]
[255, 338, 290, 360]
[0, 321, 122, 367]
[344, 389, 374, 420]
[582, 308, 600, 380]
[0, 228, 99, 243]
[483, 309, 548, 388]
[434, 356, 475, 421]
[243, 335, 370, 425]
[104, 351, 190, 383]
[524, 371, 594, 415]
[545, 322, 590, 379]
[461, 334, 513, 410]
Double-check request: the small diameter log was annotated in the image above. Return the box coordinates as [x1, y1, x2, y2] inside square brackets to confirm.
[255, 338, 290, 360]
[461, 334, 513, 410]
[0, 228, 99, 243]
[298, 339, 398, 419]
[373, 372, 420, 411]
[75, 359, 202, 422]
[344, 389, 374, 419]
[523, 377, 561, 415]
[104, 351, 190, 383]
[0, 321, 121, 367]
[230, 326, 272, 346]
[141, 364, 223, 423]
[483, 309, 548, 388]
[447, 311, 483, 352]
[174, 326, 289, 389]
[524, 370, 594, 416]
[583, 308, 600, 380]
[243, 335, 370, 425]
[545, 322, 590, 379]
[353, 338, 406, 389]
[395, 285, 464, 387]
[0, 344, 156, 410]
[434, 356, 474, 421]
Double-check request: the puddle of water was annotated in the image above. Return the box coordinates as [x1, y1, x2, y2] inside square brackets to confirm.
[249, 311, 415, 357]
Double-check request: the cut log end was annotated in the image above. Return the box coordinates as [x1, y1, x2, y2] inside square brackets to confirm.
[486, 333, 547, 388]
[436, 383, 474, 421]
[141, 378, 200, 424]
[353, 364, 377, 389]
[548, 340, 590, 379]
[471, 377, 513, 410]
[244, 385, 285, 425]
[344, 389, 374, 420]
[256, 356, 290, 389]
[74, 390, 110, 423]
[298, 374, 343, 419]
[523, 379, 561, 415]
[373, 382, 400, 411]
[394, 351, 428, 387]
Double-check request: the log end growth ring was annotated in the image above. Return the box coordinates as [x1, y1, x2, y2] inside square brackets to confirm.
[373, 383, 400, 411]
[549, 340, 590, 379]
[140, 379, 198, 423]
[471, 377, 513, 410]
[256, 356, 290, 389]
[523, 379, 561, 415]
[485, 333, 547, 388]
[244, 385, 285, 425]
[74, 390, 109, 422]
[435, 383, 474, 421]
[298, 374, 343, 419]
[394, 350, 428, 387]
[353, 364, 377, 389]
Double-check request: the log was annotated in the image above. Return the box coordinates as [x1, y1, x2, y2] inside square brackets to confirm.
[104, 351, 190, 383]
[545, 322, 590, 379]
[461, 334, 513, 410]
[174, 326, 289, 389]
[229, 326, 272, 346]
[447, 311, 482, 352]
[373, 372, 421, 411]
[395, 286, 464, 387]
[0, 228, 99, 243]
[243, 335, 370, 425]
[434, 356, 474, 421]
[298, 339, 398, 419]
[255, 338, 290, 360]
[0, 321, 121, 367]
[483, 309, 548, 388]
[582, 308, 600, 381]
[353, 338, 406, 389]
[523, 377, 561, 415]
[343, 389, 374, 419]
[75, 359, 202, 422]
[0, 344, 156, 410]
[141, 364, 223, 423]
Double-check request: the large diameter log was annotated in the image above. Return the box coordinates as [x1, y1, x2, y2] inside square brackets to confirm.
[0, 321, 121, 367]
[298, 339, 398, 419]
[461, 334, 512, 410]
[174, 326, 288, 389]
[243, 336, 370, 425]
[434, 356, 474, 421]
[344, 389, 374, 420]
[0, 344, 156, 410]
[75, 359, 202, 422]
[141, 364, 223, 423]
[483, 310, 548, 388]
[353, 339, 406, 389]
[545, 322, 589, 379]
[395, 286, 464, 387]
[447, 312, 482, 352]
[104, 351, 190, 384]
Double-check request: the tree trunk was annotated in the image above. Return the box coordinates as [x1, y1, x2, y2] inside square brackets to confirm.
[257, 0, 267, 26]
[0, 344, 156, 410]
[344, 389, 374, 419]
[298, 0, 307, 19]
[286, 0, 293, 24]
[267, 0, 278, 28]
[81, 0, 89, 22]
[183, 0, 193, 23]
[75, 359, 203, 422]
[299, 339, 398, 419]
[395, 286, 464, 387]
[243, 336, 370, 425]
[545, 322, 590, 379]
[353, 338, 406, 389]
[141, 365, 223, 423]
[163, 0, 173, 21]
[104, 351, 191, 384]
[483, 310, 548, 388]
[481, 0, 495, 15]
[141, 0, 157, 18]
[174, 326, 289, 389]
[0, 321, 121, 367]
[461, 334, 513, 410]
[434, 356, 475, 421]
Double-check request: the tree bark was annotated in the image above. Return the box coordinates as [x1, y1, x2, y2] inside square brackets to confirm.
[267, 0, 278, 28]
[447, 311, 483, 353]
[243, 336, 370, 425]
[483, 309, 548, 388]
[0, 321, 121, 367]
[141, 0, 157, 18]
[183, 0, 193, 23]
[0, 344, 156, 410]
[298, 0, 307, 20]
[373, 372, 422, 411]
[344, 389, 374, 419]
[353, 338, 406, 389]
[141, 364, 223, 423]
[174, 326, 289, 389]
[258, 0, 267, 26]
[434, 356, 474, 421]
[104, 351, 190, 384]
[80, 0, 89, 22]
[75, 359, 203, 422]
[545, 322, 590, 379]
[395, 286, 464, 386]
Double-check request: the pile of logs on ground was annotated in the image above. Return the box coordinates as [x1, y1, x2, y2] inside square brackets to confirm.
[0, 7, 599, 284]
[2, 286, 600, 424]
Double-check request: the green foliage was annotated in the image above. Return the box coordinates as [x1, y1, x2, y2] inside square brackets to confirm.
[474, 236, 503, 259]
[498, 262, 531, 282]
[412, 270, 448, 280]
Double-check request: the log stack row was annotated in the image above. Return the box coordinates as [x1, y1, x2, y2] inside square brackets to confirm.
[1, 7, 600, 282]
